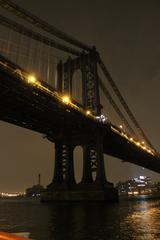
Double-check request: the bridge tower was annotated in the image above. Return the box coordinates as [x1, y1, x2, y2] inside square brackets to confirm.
[43, 48, 118, 201]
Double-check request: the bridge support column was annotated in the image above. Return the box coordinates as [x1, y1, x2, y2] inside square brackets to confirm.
[47, 140, 75, 190]
[64, 143, 76, 187]
[82, 144, 93, 184]
[52, 141, 63, 184]
[95, 134, 106, 185]
[81, 132, 106, 187]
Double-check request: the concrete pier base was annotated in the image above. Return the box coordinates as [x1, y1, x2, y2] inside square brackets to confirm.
[41, 185, 118, 202]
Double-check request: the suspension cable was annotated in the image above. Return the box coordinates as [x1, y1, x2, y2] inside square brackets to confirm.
[0, 0, 157, 153]
[98, 55, 156, 152]
[0, 14, 81, 56]
[98, 77, 136, 136]
[0, 0, 92, 51]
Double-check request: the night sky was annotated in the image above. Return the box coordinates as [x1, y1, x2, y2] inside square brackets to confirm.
[0, 0, 160, 192]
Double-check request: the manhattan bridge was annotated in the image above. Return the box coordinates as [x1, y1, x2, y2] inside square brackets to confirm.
[0, 0, 159, 200]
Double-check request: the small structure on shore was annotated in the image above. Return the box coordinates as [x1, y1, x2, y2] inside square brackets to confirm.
[26, 174, 44, 197]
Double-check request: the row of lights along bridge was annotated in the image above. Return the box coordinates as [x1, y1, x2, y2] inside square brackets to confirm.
[0, 55, 154, 157]
[27, 74, 154, 156]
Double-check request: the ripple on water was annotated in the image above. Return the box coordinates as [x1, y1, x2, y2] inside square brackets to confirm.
[0, 199, 159, 240]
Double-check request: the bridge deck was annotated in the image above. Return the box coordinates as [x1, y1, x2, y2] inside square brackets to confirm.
[0, 55, 160, 173]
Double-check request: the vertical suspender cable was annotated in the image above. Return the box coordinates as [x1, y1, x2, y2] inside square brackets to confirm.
[0, 0, 92, 51]
[98, 55, 156, 152]
[98, 77, 136, 136]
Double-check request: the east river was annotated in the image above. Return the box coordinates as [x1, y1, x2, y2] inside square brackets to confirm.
[0, 198, 160, 240]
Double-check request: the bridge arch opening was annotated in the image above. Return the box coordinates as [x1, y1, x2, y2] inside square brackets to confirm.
[73, 145, 83, 184]
[72, 70, 83, 105]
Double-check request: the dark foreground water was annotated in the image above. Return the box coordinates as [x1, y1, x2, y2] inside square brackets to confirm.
[0, 198, 160, 240]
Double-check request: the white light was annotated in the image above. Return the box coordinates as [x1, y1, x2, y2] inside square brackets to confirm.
[139, 176, 145, 180]
[101, 115, 107, 122]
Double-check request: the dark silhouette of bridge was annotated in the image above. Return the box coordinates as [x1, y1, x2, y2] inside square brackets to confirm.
[0, 0, 159, 200]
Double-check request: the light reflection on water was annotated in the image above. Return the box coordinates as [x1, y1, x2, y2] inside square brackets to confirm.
[122, 201, 160, 240]
[0, 199, 159, 240]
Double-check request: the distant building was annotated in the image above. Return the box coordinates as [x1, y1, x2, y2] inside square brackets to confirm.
[116, 176, 159, 196]
[26, 174, 44, 197]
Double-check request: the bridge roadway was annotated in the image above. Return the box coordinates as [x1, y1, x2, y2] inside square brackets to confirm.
[0, 54, 160, 173]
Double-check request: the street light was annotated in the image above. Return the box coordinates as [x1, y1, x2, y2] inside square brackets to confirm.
[86, 110, 91, 115]
[62, 95, 71, 104]
[27, 74, 37, 84]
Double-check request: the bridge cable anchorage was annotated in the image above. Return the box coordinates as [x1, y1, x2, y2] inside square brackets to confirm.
[0, 14, 81, 56]
[98, 55, 157, 154]
[0, 0, 92, 52]
[98, 77, 136, 136]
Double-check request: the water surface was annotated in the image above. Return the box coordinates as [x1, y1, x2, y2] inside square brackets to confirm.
[0, 198, 160, 240]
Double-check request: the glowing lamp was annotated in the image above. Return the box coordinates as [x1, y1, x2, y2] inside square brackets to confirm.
[27, 75, 37, 84]
[62, 95, 71, 104]
[86, 110, 91, 115]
